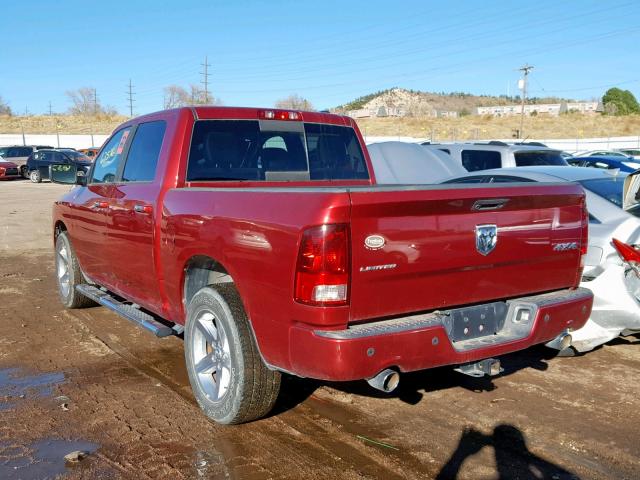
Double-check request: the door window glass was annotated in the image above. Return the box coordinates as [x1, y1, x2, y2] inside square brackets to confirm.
[122, 121, 166, 182]
[91, 128, 131, 183]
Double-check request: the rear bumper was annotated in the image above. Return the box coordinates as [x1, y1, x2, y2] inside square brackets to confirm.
[288, 288, 593, 381]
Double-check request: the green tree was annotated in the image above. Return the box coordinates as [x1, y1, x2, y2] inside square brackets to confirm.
[602, 87, 640, 115]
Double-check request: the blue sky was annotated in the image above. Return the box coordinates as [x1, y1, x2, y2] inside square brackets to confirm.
[1, 0, 639, 115]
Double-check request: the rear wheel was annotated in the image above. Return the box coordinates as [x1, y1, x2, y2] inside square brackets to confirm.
[21, 166, 29, 179]
[30, 170, 41, 183]
[55, 232, 95, 308]
[184, 285, 281, 424]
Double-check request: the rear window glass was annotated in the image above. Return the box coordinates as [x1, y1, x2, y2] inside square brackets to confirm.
[187, 120, 369, 182]
[6, 147, 32, 157]
[461, 150, 501, 171]
[579, 177, 627, 209]
[515, 150, 568, 167]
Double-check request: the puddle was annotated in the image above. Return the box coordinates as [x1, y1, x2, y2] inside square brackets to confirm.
[0, 439, 99, 480]
[0, 368, 65, 411]
[193, 450, 229, 478]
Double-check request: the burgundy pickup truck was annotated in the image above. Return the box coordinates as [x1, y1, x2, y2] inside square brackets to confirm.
[51, 107, 592, 424]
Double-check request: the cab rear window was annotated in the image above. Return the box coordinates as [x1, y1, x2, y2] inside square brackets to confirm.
[187, 120, 369, 182]
[515, 150, 567, 167]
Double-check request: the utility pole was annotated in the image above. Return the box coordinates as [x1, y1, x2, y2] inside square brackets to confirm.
[48, 101, 53, 116]
[518, 64, 534, 139]
[200, 56, 211, 104]
[126, 79, 135, 117]
[93, 88, 98, 115]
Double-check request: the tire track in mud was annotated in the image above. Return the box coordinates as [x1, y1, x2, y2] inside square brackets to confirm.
[66, 308, 420, 479]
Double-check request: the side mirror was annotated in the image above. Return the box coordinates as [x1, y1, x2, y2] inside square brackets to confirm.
[50, 164, 86, 186]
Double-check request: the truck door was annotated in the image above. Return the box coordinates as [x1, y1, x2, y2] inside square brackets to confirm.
[69, 127, 132, 286]
[104, 120, 167, 313]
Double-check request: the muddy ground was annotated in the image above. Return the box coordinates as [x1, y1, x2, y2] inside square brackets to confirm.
[0, 180, 639, 479]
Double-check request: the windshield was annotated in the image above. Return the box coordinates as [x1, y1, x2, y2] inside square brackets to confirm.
[187, 120, 369, 182]
[514, 150, 568, 167]
[579, 177, 640, 218]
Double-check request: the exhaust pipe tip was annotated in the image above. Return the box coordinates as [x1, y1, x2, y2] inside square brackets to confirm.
[545, 331, 574, 351]
[559, 333, 573, 351]
[367, 368, 400, 393]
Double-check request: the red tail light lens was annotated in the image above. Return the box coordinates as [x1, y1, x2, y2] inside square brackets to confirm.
[612, 238, 640, 263]
[295, 224, 349, 306]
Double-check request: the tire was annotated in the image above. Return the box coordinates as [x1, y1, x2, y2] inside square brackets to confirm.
[184, 285, 281, 424]
[21, 166, 29, 179]
[55, 232, 95, 308]
[30, 170, 41, 183]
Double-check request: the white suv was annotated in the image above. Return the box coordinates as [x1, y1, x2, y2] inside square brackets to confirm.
[421, 141, 568, 172]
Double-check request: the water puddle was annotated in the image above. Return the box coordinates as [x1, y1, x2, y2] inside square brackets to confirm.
[0, 439, 99, 480]
[0, 368, 65, 411]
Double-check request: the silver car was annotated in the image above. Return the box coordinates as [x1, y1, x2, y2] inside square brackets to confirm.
[443, 166, 640, 354]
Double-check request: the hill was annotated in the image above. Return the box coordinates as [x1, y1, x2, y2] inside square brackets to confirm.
[335, 87, 575, 116]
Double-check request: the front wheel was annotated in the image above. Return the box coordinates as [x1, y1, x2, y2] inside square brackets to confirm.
[184, 285, 281, 424]
[21, 166, 29, 179]
[30, 170, 41, 183]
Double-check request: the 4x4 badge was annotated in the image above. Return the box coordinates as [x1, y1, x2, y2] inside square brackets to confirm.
[476, 225, 498, 256]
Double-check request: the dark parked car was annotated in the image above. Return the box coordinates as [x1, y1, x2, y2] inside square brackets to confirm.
[26, 149, 92, 183]
[0, 145, 54, 177]
[568, 155, 640, 173]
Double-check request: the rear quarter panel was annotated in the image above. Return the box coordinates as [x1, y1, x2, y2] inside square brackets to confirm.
[160, 187, 352, 370]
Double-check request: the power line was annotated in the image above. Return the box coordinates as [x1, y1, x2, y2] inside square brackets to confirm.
[518, 64, 534, 139]
[127, 79, 135, 117]
[200, 56, 211, 104]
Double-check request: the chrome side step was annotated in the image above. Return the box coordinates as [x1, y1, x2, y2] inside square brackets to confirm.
[76, 284, 175, 338]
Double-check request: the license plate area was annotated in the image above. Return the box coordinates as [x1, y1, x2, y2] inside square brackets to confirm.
[442, 302, 509, 343]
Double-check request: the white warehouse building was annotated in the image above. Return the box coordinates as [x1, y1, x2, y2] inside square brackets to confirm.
[475, 101, 601, 117]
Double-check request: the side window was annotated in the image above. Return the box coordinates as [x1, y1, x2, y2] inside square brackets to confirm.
[122, 121, 166, 182]
[42, 151, 54, 163]
[91, 128, 131, 184]
[53, 152, 68, 163]
[461, 150, 501, 171]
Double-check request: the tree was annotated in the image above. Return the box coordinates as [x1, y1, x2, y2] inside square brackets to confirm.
[163, 84, 221, 109]
[0, 95, 11, 115]
[66, 87, 115, 116]
[275, 94, 314, 111]
[602, 87, 640, 115]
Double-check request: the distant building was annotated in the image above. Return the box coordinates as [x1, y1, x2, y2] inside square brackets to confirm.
[475, 101, 599, 117]
[347, 106, 454, 118]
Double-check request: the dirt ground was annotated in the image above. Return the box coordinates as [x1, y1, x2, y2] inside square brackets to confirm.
[0, 180, 639, 480]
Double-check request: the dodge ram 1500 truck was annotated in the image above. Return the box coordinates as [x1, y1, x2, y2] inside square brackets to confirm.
[51, 107, 593, 424]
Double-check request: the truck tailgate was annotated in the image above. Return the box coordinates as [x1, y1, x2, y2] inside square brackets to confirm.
[348, 183, 585, 321]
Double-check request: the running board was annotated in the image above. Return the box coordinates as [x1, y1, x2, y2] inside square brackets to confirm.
[76, 284, 175, 338]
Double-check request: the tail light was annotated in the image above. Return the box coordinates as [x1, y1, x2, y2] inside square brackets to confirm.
[580, 200, 589, 266]
[612, 238, 640, 276]
[295, 224, 349, 306]
[258, 109, 301, 121]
